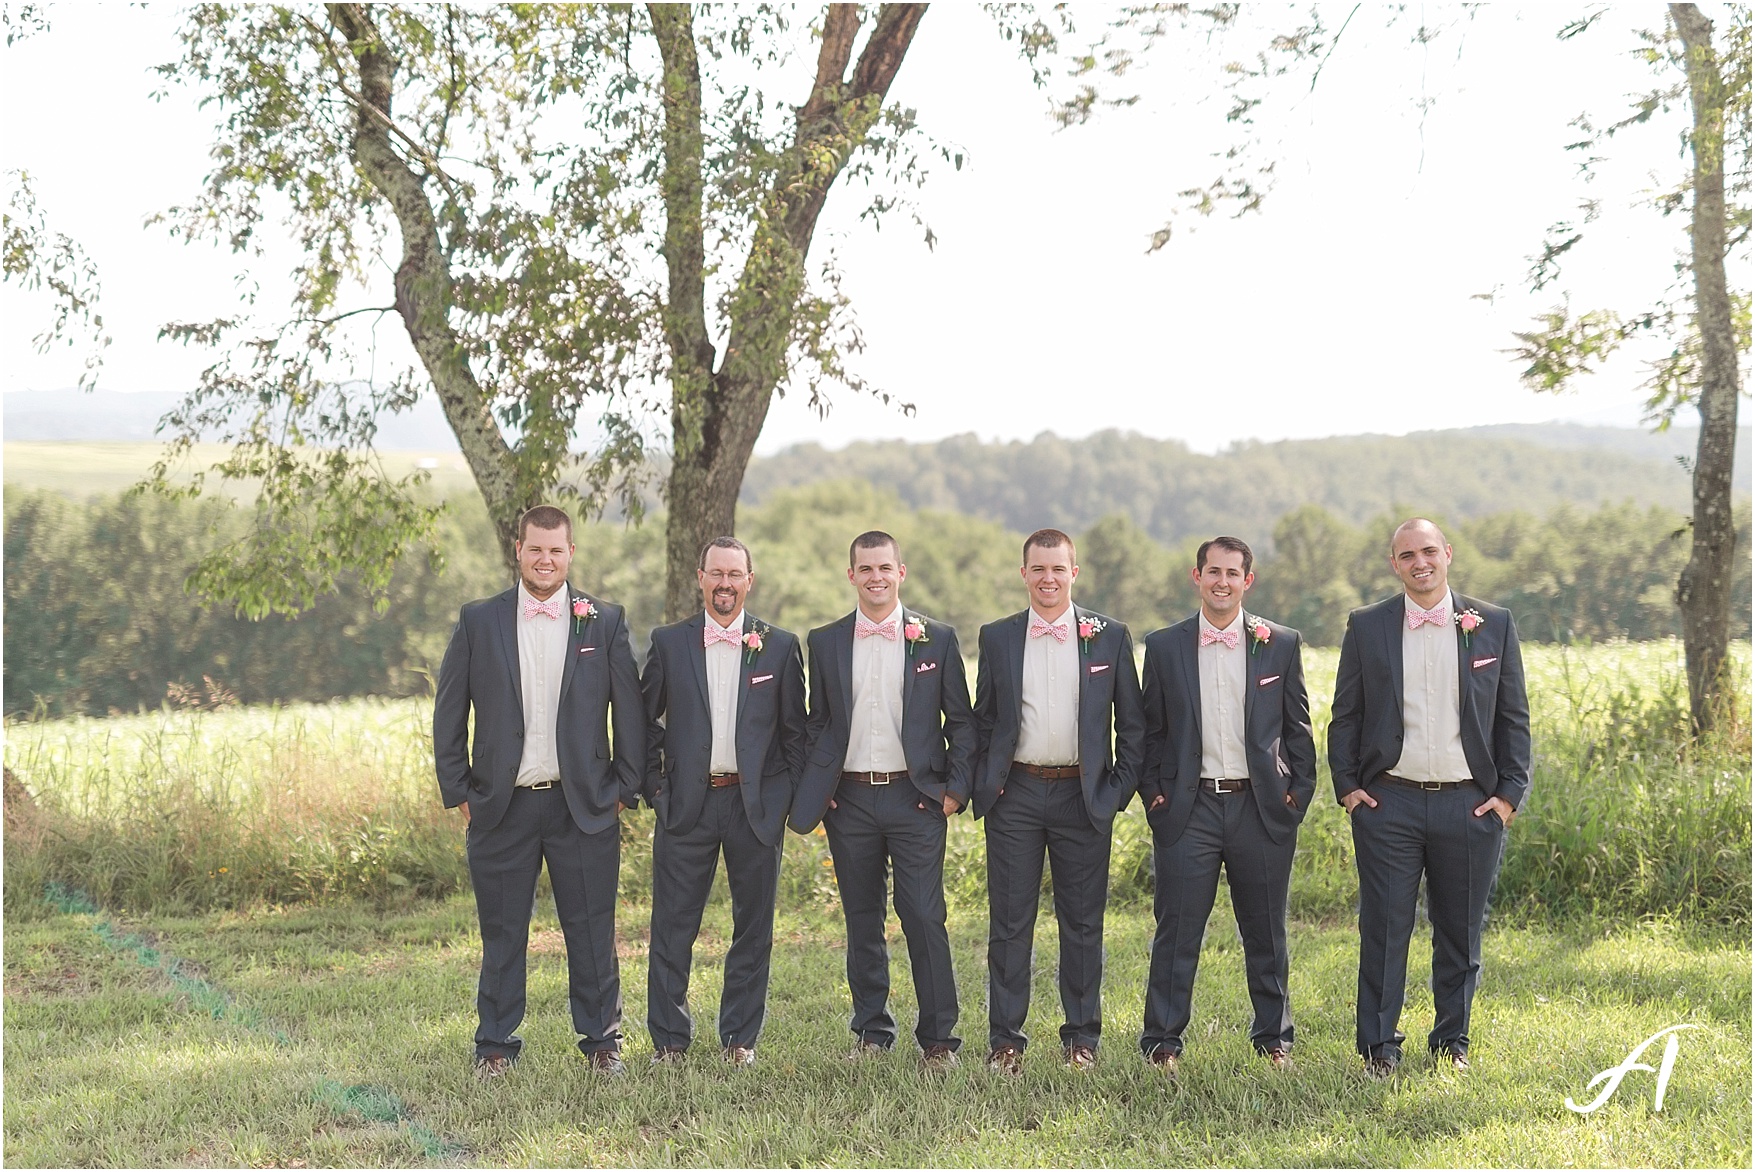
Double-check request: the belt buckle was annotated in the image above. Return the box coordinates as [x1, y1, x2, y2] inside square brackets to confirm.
[528, 779, 554, 791]
[1420, 780, 1444, 791]
[869, 772, 891, 785]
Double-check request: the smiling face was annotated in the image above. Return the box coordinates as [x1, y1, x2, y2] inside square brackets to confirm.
[1193, 546, 1253, 628]
[848, 539, 906, 620]
[1021, 539, 1078, 620]
[698, 543, 753, 621]
[1389, 519, 1453, 607]
[515, 523, 573, 600]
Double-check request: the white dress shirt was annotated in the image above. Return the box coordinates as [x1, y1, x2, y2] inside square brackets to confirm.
[514, 582, 570, 787]
[1017, 605, 1080, 766]
[1198, 611, 1250, 780]
[847, 603, 908, 772]
[1394, 591, 1471, 782]
[705, 610, 743, 774]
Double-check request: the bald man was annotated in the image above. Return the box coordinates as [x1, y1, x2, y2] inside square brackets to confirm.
[1328, 518, 1530, 1077]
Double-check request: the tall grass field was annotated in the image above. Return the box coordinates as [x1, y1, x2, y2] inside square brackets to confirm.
[4, 640, 1750, 1166]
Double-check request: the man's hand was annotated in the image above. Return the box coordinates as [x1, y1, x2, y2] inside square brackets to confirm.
[941, 794, 961, 816]
[460, 800, 471, 824]
[1474, 794, 1515, 826]
[617, 801, 626, 814]
[828, 798, 838, 810]
[1148, 794, 1166, 811]
[1340, 789, 1378, 813]
[1284, 792, 1299, 809]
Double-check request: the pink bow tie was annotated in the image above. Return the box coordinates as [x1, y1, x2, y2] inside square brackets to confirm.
[1200, 627, 1239, 649]
[1028, 617, 1069, 643]
[523, 595, 564, 620]
[1407, 606, 1448, 630]
[703, 625, 742, 648]
[855, 616, 897, 640]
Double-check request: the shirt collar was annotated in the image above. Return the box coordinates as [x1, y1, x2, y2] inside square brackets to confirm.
[1402, 591, 1454, 616]
[705, 609, 744, 635]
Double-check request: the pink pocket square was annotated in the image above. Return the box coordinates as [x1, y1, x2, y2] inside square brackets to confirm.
[750, 673, 775, 685]
[1257, 674, 1281, 686]
[1088, 663, 1111, 674]
[915, 660, 938, 674]
[1472, 656, 1498, 669]
[579, 646, 597, 654]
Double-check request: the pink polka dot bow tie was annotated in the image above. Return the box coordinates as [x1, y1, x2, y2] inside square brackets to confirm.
[703, 625, 742, 648]
[1200, 628, 1239, 649]
[855, 616, 898, 640]
[1028, 617, 1069, 642]
[522, 596, 564, 620]
[1406, 607, 1448, 630]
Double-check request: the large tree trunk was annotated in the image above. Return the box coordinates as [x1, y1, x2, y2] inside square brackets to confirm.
[328, 4, 526, 572]
[1670, 4, 1742, 734]
[650, 4, 925, 620]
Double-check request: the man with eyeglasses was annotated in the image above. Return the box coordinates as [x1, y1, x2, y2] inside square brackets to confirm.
[640, 536, 808, 1068]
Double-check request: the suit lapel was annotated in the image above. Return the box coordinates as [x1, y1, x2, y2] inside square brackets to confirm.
[495, 588, 524, 719]
[1241, 613, 1257, 727]
[1453, 593, 1476, 723]
[1008, 610, 1028, 726]
[1384, 599, 1405, 711]
[1073, 605, 1091, 721]
[899, 612, 921, 725]
[834, 613, 857, 722]
[558, 586, 581, 703]
[736, 613, 755, 718]
[685, 612, 711, 712]
[1177, 617, 1201, 723]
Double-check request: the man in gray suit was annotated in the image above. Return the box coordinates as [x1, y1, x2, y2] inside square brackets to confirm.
[1136, 536, 1317, 1075]
[433, 504, 645, 1078]
[1330, 518, 1531, 1077]
[790, 530, 977, 1070]
[641, 536, 808, 1067]
[973, 527, 1144, 1074]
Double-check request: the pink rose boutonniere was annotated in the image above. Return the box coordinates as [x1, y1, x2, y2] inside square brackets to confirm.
[743, 623, 767, 665]
[903, 616, 929, 656]
[1247, 616, 1272, 656]
[1455, 608, 1484, 648]
[572, 598, 597, 635]
[1077, 614, 1106, 654]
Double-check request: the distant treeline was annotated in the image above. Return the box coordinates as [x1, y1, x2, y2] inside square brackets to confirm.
[5, 480, 1748, 717]
[741, 428, 1752, 548]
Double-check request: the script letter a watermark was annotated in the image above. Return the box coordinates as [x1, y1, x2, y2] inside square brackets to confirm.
[1565, 1024, 1703, 1115]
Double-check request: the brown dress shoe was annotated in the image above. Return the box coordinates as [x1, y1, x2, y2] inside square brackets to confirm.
[650, 1046, 687, 1067]
[1437, 1047, 1469, 1072]
[1063, 1043, 1096, 1071]
[847, 1040, 888, 1062]
[921, 1044, 959, 1072]
[723, 1045, 756, 1068]
[1146, 1047, 1180, 1076]
[1364, 1054, 1400, 1080]
[986, 1045, 1023, 1076]
[1263, 1048, 1293, 1070]
[586, 1050, 626, 1076]
[473, 1053, 514, 1081]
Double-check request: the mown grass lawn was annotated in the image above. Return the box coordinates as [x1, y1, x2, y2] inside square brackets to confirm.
[6, 887, 1749, 1168]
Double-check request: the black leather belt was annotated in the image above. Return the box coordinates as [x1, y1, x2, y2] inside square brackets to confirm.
[708, 772, 742, 788]
[842, 770, 910, 785]
[1199, 777, 1250, 794]
[1379, 772, 1468, 791]
[1014, 762, 1081, 780]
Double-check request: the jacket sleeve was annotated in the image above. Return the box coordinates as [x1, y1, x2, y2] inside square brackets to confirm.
[1328, 613, 1366, 801]
[940, 627, 977, 807]
[639, 630, 668, 807]
[1109, 623, 1146, 810]
[607, 607, 645, 810]
[1136, 642, 1166, 810]
[1490, 613, 1533, 810]
[432, 609, 474, 809]
[1281, 631, 1318, 813]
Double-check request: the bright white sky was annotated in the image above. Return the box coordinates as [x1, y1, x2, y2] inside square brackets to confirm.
[0, 3, 1728, 454]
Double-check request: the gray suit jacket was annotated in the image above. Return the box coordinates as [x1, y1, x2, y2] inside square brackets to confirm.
[432, 586, 645, 835]
[790, 609, 977, 833]
[1137, 613, 1318, 846]
[641, 612, 808, 846]
[1328, 591, 1532, 810]
[971, 605, 1145, 826]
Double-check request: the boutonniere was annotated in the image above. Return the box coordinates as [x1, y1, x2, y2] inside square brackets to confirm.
[743, 622, 768, 665]
[572, 597, 597, 635]
[1077, 613, 1106, 654]
[903, 615, 929, 656]
[1455, 608, 1484, 648]
[1247, 615, 1272, 656]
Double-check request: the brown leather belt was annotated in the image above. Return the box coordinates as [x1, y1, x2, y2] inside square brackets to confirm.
[708, 772, 742, 788]
[842, 770, 910, 785]
[1013, 762, 1081, 780]
[1199, 777, 1251, 794]
[1378, 772, 1468, 791]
